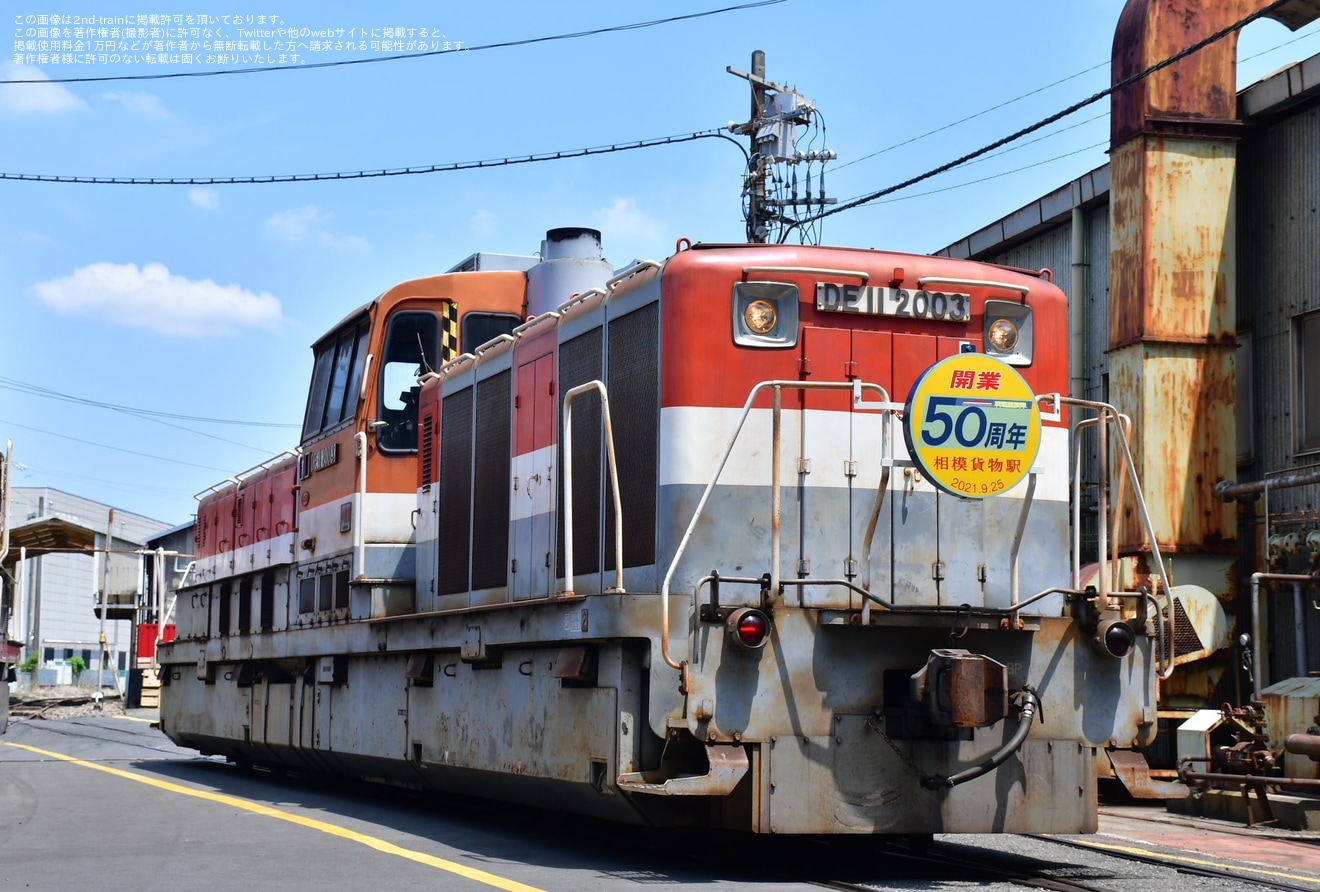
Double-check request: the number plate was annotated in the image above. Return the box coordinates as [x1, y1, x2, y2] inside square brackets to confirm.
[816, 283, 971, 322]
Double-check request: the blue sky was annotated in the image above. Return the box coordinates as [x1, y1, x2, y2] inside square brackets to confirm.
[4, 0, 1319, 527]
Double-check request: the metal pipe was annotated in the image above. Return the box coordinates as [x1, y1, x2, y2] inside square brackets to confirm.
[1284, 733, 1320, 760]
[1215, 467, 1320, 502]
[20, 546, 30, 658]
[1097, 405, 1109, 603]
[154, 547, 166, 670]
[855, 382, 893, 626]
[742, 265, 868, 281]
[1009, 473, 1037, 612]
[771, 385, 782, 601]
[778, 579, 1082, 615]
[561, 381, 625, 595]
[1070, 207, 1087, 425]
[923, 688, 1039, 789]
[354, 431, 367, 579]
[1178, 756, 1320, 791]
[1249, 572, 1320, 700]
[0, 440, 10, 572]
[1109, 415, 1133, 595]
[1071, 417, 1099, 589]
[917, 276, 1030, 295]
[1296, 582, 1307, 679]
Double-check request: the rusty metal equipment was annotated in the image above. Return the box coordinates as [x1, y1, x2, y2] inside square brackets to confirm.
[910, 649, 1008, 729]
[1284, 718, 1320, 762]
[1173, 703, 1320, 828]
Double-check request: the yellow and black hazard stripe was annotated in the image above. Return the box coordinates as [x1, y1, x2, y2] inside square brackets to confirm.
[440, 300, 459, 362]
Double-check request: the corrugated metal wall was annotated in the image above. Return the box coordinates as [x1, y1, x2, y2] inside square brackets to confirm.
[986, 224, 1072, 282]
[1238, 105, 1320, 521]
[1238, 104, 1320, 684]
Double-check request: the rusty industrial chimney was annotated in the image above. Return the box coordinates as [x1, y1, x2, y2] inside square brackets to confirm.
[1107, 0, 1320, 593]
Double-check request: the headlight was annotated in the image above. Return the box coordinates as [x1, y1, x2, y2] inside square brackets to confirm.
[982, 299, 1033, 366]
[732, 282, 799, 348]
[744, 299, 778, 335]
[987, 318, 1020, 353]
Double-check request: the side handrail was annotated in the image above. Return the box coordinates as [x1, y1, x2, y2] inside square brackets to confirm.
[192, 449, 301, 501]
[660, 379, 891, 672]
[561, 381, 625, 595]
[1048, 394, 1174, 678]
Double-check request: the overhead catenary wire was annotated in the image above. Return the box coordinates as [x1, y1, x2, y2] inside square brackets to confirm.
[0, 375, 282, 453]
[0, 376, 298, 428]
[797, 0, 1298, 229]
[830, 17, 1319, 175]
[0, 130, 727, 185]
[0, 0, 787, 86]
[836, 142, 1108, 209]
[831, 61, 1110, 174]
[0, 417, 236, 472]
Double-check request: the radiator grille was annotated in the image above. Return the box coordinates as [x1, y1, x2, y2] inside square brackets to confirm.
[471, 370, 511, 589]
[1172, 595, 1206, 658]
[438, 388, 474, 595]
[558, 329, 604, 578]
[606, 302, 659, 569]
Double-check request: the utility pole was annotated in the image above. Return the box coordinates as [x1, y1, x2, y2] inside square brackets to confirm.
[727, 51, 834, 245]
[747, 50, 768, 242]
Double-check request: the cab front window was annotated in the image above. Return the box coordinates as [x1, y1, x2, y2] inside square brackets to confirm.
[302, 317, 370, 443]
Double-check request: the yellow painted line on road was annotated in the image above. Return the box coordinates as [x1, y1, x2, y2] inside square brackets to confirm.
[3, 741, 544, 892]
[113, 715, 155, 724]
[1068, 836, 1320, 887]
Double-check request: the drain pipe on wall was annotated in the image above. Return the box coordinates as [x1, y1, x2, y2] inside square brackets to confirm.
[1070, 207, 1087, 442]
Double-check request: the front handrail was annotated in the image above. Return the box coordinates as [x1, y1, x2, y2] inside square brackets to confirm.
[659, 379, 891, 672]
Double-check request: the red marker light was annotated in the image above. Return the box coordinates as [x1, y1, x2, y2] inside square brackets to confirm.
[726, 608, 771, 650]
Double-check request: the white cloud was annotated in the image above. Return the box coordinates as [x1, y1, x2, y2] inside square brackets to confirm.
[264, 205, 369, 251]
[188, 187, 220, 210]
[0, 63, 85, 115]
[100, 90, 168, 117]
[595, 196, 663, 240]
[31, 262, 284, 337]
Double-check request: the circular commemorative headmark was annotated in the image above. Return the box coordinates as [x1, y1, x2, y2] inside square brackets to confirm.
[902, 354, 1041, 499]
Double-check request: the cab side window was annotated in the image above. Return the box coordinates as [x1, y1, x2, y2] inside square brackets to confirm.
[303, 318, 370, 443]
[377, 311, 440, 454]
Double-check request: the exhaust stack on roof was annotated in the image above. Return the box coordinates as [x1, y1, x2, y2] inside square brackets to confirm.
[526, 227, 612, 318]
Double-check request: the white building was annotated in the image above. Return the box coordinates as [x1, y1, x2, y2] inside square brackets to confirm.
[7, 487, 171, 681]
